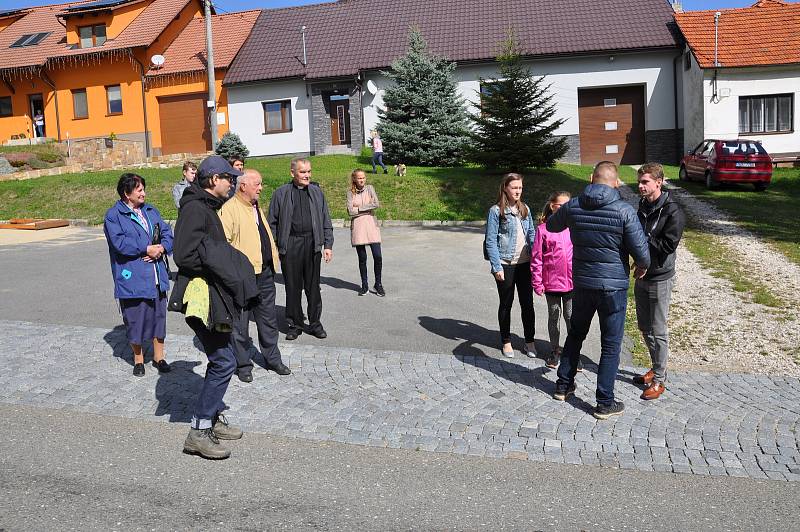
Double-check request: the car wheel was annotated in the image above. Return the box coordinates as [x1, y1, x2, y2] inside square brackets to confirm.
[705, 172, 719, 190]
[678, 166, 688, 181]
[754, 182, 768, 192]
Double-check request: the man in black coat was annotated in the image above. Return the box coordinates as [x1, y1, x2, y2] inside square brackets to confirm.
[267, 158, 334, 341]
[547, 161, 650, 420]
[633, 163, 685, 401]
[169, 155, 257, 459]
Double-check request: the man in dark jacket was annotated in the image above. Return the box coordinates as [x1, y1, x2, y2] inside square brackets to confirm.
[268, 158, 334, 341]
[633, 163, 685, 400]
[547, 161, 650, 420]
[169, 155, 257, 459]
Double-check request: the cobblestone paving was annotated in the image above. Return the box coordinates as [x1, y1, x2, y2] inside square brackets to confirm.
[4, 320, 800, 482]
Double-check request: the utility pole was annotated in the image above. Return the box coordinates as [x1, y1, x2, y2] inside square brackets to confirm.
[204, 0, 218, 151]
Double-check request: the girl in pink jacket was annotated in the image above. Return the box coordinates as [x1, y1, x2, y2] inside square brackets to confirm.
[531, 191, 576, 369]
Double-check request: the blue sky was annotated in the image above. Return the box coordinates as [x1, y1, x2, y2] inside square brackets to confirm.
[1, 0, 764, 12]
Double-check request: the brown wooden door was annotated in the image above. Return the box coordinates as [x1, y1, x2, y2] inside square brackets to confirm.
[158, 93, 211, 155]
[578, 86, 645, 165]
[329, 97, 350, 146]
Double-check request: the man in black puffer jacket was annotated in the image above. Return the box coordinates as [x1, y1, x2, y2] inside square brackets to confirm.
[632, 163, 685, 401]
[547, 161, 650, 420]
[169, 155, 258, 459]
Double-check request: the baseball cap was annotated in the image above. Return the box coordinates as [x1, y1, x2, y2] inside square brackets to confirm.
[197, 155, 244, 180]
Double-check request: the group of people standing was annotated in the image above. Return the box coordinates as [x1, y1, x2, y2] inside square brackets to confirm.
[484, 161, 684, 420]
[104, 154, 386, 459]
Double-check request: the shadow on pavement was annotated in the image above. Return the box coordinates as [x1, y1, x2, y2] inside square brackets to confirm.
[417, 315, 548, 360]
[275, 272, 362, 293]
[103, 325, 134, 366]
[154, 360, 202, 423]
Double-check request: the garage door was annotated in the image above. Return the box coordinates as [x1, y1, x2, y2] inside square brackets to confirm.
[578, 86, 645, 166]
[158, 93, 211, 155]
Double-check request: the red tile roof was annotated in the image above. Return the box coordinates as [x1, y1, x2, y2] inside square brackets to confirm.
[674, 0, 800, 68]
[0, 0, 194, 76]
[226, 0, 680, 85]
[146, 10, 259, 77]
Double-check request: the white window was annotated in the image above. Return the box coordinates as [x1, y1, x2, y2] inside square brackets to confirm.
[604, 121, 618, 131]
[739, 94, 793, 134]
[605, 145, 619, 154]
[603, 98, 617, 107]
[262, 100, 292, 133]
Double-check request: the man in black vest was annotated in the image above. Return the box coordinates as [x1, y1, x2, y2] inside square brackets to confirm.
[268, 158, 334, 340]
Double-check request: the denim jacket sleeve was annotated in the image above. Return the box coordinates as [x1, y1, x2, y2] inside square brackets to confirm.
[485, 206, 502, 273]
[524, 207, 536, 249]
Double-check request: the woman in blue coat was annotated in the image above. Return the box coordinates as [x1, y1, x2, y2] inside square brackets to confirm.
[104, 173, 174, 377]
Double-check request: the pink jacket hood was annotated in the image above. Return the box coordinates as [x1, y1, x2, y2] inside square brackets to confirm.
[531, 222, 573, 294]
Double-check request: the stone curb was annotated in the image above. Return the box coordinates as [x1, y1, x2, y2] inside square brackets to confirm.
[54, 219, 487, 228]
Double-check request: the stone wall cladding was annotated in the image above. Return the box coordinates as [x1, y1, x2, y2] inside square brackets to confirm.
[66, 138, 146, 168]
[645, 128, 683, 165]
[311, 89, 331, 155]
[556, 134, 581, 164]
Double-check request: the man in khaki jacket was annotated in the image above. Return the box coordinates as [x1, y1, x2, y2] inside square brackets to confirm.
[219, 169, 291, 381]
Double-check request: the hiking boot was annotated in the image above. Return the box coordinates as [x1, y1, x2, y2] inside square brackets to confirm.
[183, 428, 231, 459]
[553, 382, 576, 401]
[593, 400, 625, 420]
[212, 413, 243, 440]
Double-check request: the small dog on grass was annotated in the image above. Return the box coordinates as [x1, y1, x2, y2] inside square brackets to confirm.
[394, 163, 407, 177]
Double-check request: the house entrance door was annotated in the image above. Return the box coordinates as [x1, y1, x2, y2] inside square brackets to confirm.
[329, 95, 351, 146]
[28, 93, 45, 138]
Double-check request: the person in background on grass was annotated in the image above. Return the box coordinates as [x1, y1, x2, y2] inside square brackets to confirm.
[268, 158, 334, 341]
[104, 173, 173, 377]
[484, 173, 537, 359]
[531, 191, 580, 371]
[172, 161, 197, 209]
[370, 130, 387, 174]
[547, 161, 650, 420]
[219, 169, 291, 382]
[226, 155, 245, 199]
[347, 169, 384, 296]
[633, 163, 685, 401]
[169, 155, 257, 459]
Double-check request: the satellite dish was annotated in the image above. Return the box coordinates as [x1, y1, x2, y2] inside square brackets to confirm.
[366, 79, 377, 95]
[150, 54, 165, 68]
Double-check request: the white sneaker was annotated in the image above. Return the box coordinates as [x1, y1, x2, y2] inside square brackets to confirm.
[525, 342, 538, 358]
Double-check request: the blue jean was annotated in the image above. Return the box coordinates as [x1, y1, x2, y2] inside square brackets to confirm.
[556, 287, 627, 406]
[188, 319, 237, 429]
[372, 152, 386, 172]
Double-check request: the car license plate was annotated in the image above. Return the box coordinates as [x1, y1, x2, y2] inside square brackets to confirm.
[735, 162, 756, 168]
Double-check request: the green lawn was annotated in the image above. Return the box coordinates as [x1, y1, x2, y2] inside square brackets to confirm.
[0, 155, 600, 224]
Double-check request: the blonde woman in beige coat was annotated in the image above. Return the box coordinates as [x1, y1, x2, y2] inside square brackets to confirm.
[347, 169, 384, 296]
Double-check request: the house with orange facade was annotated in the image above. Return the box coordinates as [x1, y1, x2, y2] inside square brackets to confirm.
[0, 0, 258, 156]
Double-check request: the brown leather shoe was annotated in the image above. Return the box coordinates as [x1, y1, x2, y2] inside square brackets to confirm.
[633, 369, 655, 386]
[641, 382, 665, 400]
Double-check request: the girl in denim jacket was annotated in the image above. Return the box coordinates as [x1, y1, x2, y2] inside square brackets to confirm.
[484, 173, 536, 358]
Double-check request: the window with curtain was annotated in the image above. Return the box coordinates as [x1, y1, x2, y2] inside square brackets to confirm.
[262, 100, 292, 133]
[739, 94, 793, 134]
[72, 89, 88, 119]
[78, 24, 107, 48]
[106, 85, 122, 114]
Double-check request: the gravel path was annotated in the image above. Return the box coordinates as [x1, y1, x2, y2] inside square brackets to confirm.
[620, 181, 800, 377]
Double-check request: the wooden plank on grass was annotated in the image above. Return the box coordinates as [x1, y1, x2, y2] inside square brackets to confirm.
[0, 218, 69, 230]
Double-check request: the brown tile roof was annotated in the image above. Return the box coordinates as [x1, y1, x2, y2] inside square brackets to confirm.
[146, 10, 259, 77]
[225, 0, 679, 85]
[674, 0, 800, 68]
[0, 0, 194, 75]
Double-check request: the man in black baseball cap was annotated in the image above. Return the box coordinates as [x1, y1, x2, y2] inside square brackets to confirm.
[169, 154, 257, 459]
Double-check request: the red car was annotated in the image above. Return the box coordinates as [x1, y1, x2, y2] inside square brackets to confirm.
[679, 139, 773, 191]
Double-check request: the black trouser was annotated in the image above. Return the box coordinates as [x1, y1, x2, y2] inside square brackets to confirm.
[280, 234, 322, 332]
[231, 265, 282, 373]
[495, 262, 535, 344]
[355, 243, 382, 287]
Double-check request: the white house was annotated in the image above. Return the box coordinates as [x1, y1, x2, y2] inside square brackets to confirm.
[675, 0, 800, 158]
[225, 0, 684, 166]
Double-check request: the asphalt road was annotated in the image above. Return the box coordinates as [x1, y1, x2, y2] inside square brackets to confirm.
[2, 403, 797, 531]
[0, 225, 607, 363]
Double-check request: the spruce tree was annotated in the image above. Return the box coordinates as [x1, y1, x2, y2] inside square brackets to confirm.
[215, 131, 249, 160]
[377, 28, 470, 166]
[470, 33, 568, 171]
